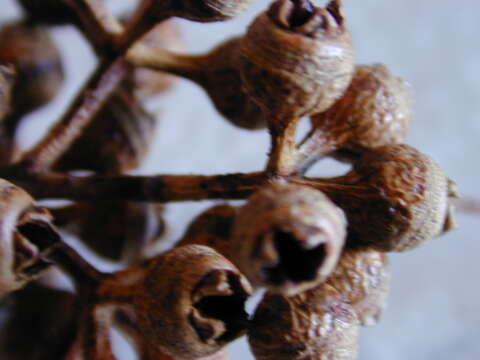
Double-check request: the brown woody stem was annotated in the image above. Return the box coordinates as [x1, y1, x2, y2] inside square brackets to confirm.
[115, 0, 170, 49]
[2, 172, 267, 202]
[19, 57, 130, 173]
[17, 0, 171, 174]
[295, 130, 337, 173]
[266, 120, 299, 176]
[65, 0, 124, 56]
[49, 241, 104, 286]
[127, 46, 206, 80]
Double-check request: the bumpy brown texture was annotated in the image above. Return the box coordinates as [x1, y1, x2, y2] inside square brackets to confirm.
[133, 245, 252, 359]
[317, 144, 453, 251]
[0, 66, 13, 122]
[231, 181, 346, 295]
[327, 248, 390, 326]
[54, 89, 156, 173]
[177, 204, 237, 260]
[0, 283, 77, 360]
[298, 63, 411, 169]
[249, 284, 359, 360]
[0, 22, 64, 116]
[133, 20, 184, 99]
[51, 201, 165, 262]
[239, 0, 354, 128]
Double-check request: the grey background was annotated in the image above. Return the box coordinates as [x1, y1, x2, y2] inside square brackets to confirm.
[1, 0, 479, 359]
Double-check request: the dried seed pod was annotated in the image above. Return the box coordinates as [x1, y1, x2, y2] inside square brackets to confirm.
[176, 204, 237, 260]
[302, 144, 457, 251]
[230, 181, 346, 296]
[54, 89, 156, 173]
[128, 36, 266, 129]
[51, 201, 165, 262]
[131, 20, 184, 99]
[0, 22, 64, 116]
[239, 0, 354, 126]
[249, 284, 359, 360]
[17, 0, 78, 25]
[297, 64, 412, 171]
[327, 248, 390, 326]
[0, 283, 77, 360]
[0, 65, 14, 122]
[132, 245, 252, 359]
[0, 179, 60, 296]
[114, 306, 230, 360]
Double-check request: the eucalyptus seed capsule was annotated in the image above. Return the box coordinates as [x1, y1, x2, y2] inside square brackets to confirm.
[240, 0, 354, 128]
[249, 284, 359, 360]
[0, 179, 59, 296]
[327, 248, 390, 326]
[231, 181, 346, 295]
[132, 245, 252, 359]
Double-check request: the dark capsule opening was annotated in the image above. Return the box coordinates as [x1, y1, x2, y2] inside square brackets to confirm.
[262, 228, 327, 285]
[289, 0, 316, 28]
[15, 220, 59, 274]
[192, 271, 250, 343]
[17, 220, 60, 251]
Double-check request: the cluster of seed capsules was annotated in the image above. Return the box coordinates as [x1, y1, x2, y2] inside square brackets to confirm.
[0, 0, 458, 359]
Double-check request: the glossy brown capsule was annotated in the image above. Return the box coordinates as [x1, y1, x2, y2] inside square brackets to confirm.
[327, 248, 390, 326]
[297, 63, 412, 171]
[131, 245, 252, 359]
[302, 144, 457, 251]
[0, 22, 64, 116]
[249, 284, 359, 360]
[239, 0, 354, 127]
[0, 179, 59, 296]
[230, 181, 346, 295]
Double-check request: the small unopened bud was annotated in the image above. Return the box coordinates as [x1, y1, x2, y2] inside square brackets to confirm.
[231, 181, 346, 295]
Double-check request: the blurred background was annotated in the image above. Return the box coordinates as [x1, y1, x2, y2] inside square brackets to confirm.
[1, 0, 479, 359]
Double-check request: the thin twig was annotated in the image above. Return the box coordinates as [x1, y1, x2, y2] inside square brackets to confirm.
[3, 171, 267, 202]
[19, 58, 130, 173]
[65, 0, 124, 56]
